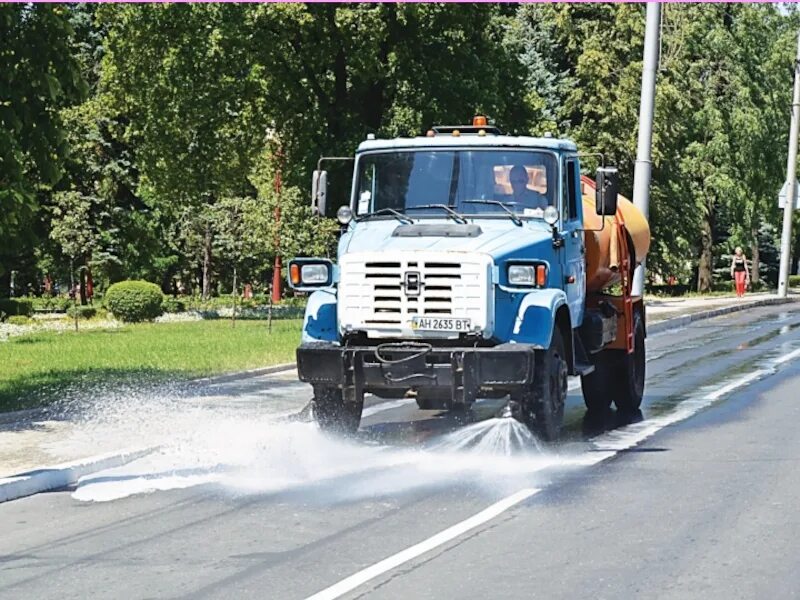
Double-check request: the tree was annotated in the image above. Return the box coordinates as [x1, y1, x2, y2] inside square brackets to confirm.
[0, 5, 85, 287]
[98, 3, 268, 297]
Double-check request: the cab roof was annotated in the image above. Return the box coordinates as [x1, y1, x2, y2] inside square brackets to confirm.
[357, 134, 578, 153]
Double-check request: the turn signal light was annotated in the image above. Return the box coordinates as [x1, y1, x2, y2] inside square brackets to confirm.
[536, 265, 547, 287]
[290, 263, 301, 286]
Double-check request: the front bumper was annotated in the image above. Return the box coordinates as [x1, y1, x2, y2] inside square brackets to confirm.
[297, 341, 535, 404]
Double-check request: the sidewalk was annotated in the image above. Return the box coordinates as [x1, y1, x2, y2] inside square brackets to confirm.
[0, 293, 794, 487]
[645, 292, 779, 324]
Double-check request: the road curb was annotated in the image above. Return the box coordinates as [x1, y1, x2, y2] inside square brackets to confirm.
[0, 446, 157, 503]
[647, 295, 795, 335]
[190, 362, 296, 386]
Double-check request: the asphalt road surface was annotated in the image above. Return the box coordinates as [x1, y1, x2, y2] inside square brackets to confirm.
[2, 302, 800, 600]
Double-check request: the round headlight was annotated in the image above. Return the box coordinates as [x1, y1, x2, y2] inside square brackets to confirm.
[543, 205, 559, 226]
[337, 205, 353, 225]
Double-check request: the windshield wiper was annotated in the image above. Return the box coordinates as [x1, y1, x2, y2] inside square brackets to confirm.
[359, 207, 414, 224]
[406, 204, 468, 224]
[463, 200, 523, 226]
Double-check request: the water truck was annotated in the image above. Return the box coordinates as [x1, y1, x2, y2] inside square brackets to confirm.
[288, 116, 650, 440]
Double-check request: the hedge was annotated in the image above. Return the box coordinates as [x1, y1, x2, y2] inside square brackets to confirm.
[104, 281, 163, 323]
[6, 315, 32, 326]
[0, 298, 34, 319]
[161, 297, 186, 313]
[66, 305, 98, 320]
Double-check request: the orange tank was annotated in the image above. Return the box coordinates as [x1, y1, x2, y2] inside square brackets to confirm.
[580, 176, 650, 293]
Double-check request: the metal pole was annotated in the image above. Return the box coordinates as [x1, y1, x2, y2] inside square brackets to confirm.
[271, 147, 283, 304]
[631, 2, 661, 297]
[778, 32, 800, 298]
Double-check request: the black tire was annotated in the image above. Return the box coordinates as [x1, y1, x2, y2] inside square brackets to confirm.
[415, 396, 437, 410]
[581, 351, 615, 414]
[513, 328, 568, 441]
[312, 386, 363, 434]
[581, 309, 645, 414]
[415, 389, 448, 410]
[613, 310, 645, 412]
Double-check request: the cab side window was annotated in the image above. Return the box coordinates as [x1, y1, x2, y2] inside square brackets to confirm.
[564, 159, 579, 221]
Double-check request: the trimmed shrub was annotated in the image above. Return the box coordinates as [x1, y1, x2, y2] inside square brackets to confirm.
[105, 281, 163, 323]
[789, 275, 800, 288]
[161, 297, 186, 313]
[6, 315, 32, 326]
[30, 295, 71, 312]
[0, 298, 34, 319]
[67, 305, 98, 320]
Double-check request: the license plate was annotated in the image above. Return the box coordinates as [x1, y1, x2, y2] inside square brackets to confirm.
[411, 317, 471, 332]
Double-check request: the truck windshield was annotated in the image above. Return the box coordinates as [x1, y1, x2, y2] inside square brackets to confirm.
[355, 149, 558, 219]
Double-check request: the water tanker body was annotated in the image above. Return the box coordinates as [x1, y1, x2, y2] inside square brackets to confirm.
[581, 175, 650, 293]
[289, 117, 649, 441]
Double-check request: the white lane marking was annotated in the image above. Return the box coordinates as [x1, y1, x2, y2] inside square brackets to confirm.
[305, 487, 539, 600]
[774, 347, 800, 365]
[306, 346, 800, 599]
[703, 370, 767, 401]
[589, 369, 768, 453]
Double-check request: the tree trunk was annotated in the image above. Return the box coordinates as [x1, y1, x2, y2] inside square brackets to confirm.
[750, 226, 760, 286]
[70, 259, 78, 332]
[231, 265, 237, 328]
[697, 208, 713, 293]
[79, 266, 87, 306]
[202, 226, 212, 300]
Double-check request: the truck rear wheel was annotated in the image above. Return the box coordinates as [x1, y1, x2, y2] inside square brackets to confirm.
[614, 310, 645, 412]
[581, 309, 645, 414]
[514, 328, 567, 441]
[581, 353, 614, 414]
[312, 386, 363, 434]
[415, 389, 448, 411]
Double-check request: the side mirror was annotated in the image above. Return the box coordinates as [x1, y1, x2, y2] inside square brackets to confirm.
[595, 167, 619, 216]
[311, 170, 328, 216]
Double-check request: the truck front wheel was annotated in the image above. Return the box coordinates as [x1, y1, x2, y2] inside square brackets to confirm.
[312, 386, 363, 435]
[513, 328, 568, 441]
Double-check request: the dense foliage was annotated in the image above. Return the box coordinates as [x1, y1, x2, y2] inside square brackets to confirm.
[104, 280, 163, 322]
[2, 3, 799, 297]
[0, 299, 34, 320]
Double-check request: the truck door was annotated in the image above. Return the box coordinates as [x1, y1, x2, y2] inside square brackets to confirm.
[562, 157, 586, 326]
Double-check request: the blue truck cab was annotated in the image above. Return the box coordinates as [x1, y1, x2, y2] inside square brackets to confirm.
[289, 118, 639, 440]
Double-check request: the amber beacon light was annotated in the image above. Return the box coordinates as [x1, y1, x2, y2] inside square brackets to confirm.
[472, 115, 488, 127]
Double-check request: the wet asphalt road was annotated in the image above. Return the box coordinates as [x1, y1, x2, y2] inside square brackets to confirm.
[2, 302, 800, 599]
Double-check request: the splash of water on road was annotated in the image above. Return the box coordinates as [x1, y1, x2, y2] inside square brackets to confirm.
[67, 389, 567, 503]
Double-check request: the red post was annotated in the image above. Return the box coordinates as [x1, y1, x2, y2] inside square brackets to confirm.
[271, 148, 283, 304]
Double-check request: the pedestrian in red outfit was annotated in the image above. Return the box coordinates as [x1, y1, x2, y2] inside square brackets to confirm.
[730, 246, 750, 297]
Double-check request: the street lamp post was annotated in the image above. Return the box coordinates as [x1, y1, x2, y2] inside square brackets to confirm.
[631, 2, 661, 297]
[778, 31, 800, 298]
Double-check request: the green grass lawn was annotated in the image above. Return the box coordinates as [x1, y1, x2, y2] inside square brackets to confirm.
[0, 319, 302, 412]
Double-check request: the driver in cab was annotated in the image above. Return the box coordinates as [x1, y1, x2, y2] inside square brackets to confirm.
[508, 164, 549, 211]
